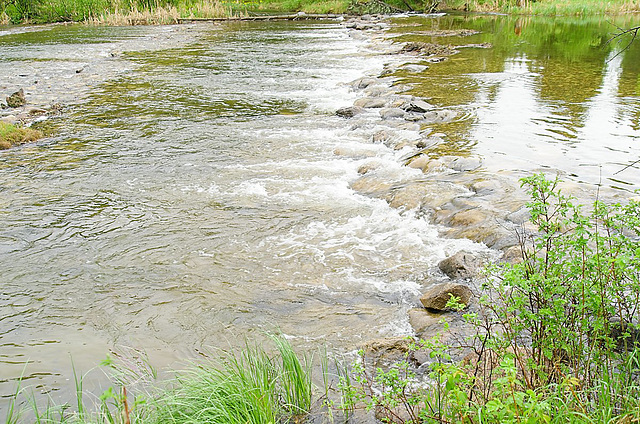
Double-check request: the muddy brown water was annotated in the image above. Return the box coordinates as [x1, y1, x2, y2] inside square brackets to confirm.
[0, 13, 639, 414]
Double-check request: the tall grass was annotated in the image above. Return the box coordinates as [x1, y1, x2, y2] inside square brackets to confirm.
[5, 336, 314, 423]
[146, 337, 313, 423]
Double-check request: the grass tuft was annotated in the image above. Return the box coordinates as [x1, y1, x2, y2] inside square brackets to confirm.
[0, 122, 42, 150]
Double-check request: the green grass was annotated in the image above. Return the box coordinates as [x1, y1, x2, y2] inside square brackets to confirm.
[6, 336, 314, 424]
[441, 0, 640, 15]
[0, 122, 42, 149]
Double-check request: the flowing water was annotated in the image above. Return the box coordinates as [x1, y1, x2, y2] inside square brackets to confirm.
[0, 13, 639, 412]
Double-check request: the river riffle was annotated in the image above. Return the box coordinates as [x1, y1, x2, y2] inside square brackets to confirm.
[1, 13, 639, 413]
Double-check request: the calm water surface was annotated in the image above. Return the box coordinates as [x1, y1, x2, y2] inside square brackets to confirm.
[0, 13, 639, 411]
[390, 14, 640, 196]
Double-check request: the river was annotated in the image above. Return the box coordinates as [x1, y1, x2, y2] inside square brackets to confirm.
[1, 13, 639, 414]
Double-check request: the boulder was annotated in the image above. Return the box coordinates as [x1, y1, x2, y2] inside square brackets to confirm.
[336, 106, 364, 118]
[420, 282, 473, 311]
[438, 251, 481, 280]
[6, 89, 26, 108]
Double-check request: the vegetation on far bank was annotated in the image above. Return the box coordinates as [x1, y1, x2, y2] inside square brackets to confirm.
[6, 174, 640, 423]
[0, 122, 42, 149]
[0, 0, 639, 25]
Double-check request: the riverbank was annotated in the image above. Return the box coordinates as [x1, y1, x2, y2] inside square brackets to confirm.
[1, 0, 639, 25]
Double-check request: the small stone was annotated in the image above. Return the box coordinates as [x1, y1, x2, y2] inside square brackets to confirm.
[6, 89, 26, 108]
[420, 282, 473, 311]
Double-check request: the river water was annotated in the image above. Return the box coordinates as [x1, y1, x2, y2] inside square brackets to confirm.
[1, 13, 639, 412]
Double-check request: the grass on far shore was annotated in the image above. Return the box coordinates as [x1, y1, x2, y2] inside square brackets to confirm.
[441, 0, 640, 15]
[3, 0, 638, 25]
[0, 122, 42, 150]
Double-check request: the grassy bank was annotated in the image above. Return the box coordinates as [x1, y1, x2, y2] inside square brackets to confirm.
[0, 122, 42, 149]
[441, 0, 640, 15]
[6, 175, 640, 423]
[3, 0, 637, 24]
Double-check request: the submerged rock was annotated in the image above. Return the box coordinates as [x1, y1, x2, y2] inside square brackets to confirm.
[420, 282, 473, 311]
[6, 89, 26, 108]
[336, 106, 364, 118]
[438, 251, 481, 280]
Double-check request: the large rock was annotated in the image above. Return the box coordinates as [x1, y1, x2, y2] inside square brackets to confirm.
[6, 89, 26, 108]
[419, 282, 473, 311]
[438, 251, 481, 280]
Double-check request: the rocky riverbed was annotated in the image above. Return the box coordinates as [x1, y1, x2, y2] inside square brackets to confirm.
[335, 15, 537, 366]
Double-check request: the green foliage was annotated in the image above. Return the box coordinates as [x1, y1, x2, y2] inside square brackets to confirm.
[336, 174, 640, 423]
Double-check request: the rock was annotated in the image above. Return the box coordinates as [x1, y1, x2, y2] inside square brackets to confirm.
[401, 64, 429, 73]
[380, 107, 405, 120]
[400, 42, 459, 57]
[401, 99, 432, 113]
[357, 161, 381, 175]
[362, 337, 429, 370]
[449, 209, 487, 226]
[372, 129, 393, 144]
[422, 109, 457, 124]
[6, 89, 26, 108]
[471, 179, 502, 196]
[336, 106, 364, 118]
[505, 206, 530, 224]
[350, 77, 378, 90]
[438, 251, 481, 280]
[408, 308, 444, 335]
[364, 85, 393, 97]
[407, 155, 430, 171]
[449, 156, 482, 172]
[501, 245, 524, 264]
[350, 175, 392, 196]
[354, 97, 387, 108]
[419, 282, 473, 311]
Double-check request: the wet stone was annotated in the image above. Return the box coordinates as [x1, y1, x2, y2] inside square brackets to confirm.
[420, 282, 473, 311]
